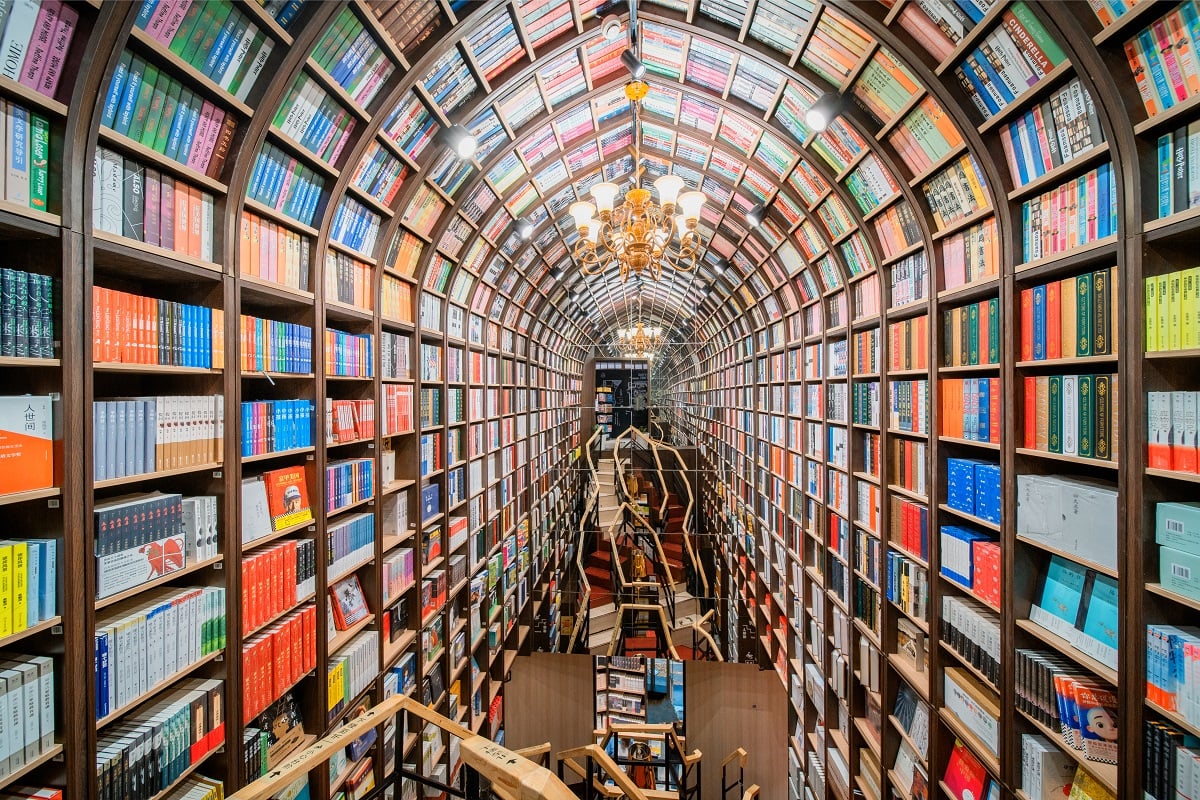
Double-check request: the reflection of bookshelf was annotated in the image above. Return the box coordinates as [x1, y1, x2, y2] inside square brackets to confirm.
[595, 386, 615, 435]
[594, 656, 650, 729]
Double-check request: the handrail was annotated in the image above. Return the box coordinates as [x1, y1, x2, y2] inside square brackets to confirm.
[742, 785, 760, 800]
[691, 609, 724, 662]
[515, 742, 553, 766]
[229, 695, 577, 800]
[593, 724, 702, 795]
[557, 743, 651, 800]
[566, 425, 603, 654]
[606, 603, 681, 660]
[611, 427, 676, 590]
[720, 747, 747, 770]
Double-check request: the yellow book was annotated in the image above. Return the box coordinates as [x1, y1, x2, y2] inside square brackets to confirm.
[0, 543, 13, 638]
[327, 660, 345, 712]
[8, 542, 26, 635]
[1169, 270, 1184, 351]
[1145, 276, 1158, 352]
[1061, 275, 1077, 359]
[1183, 267, 1199, 351]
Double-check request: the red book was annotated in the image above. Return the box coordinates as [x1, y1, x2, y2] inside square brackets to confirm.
[1024, 376, 1037, 448]
[1046, 280, 1061, 359]
[1020, 288, 1034, 361]
[943, 740, 988, 800]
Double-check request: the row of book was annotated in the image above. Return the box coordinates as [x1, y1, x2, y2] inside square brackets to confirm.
[241, 604, 316, 723]
[1157, 124, 1200, 219]
[94, 586, 226, 719]
[1144, 718, 1200, 800]
[329, 573, 369, 631]
[0, 0, 78, 100]
[1158, 500, 1200, 610]
[850, 381, 879, 427]
[946, 457, 1002, 524]
[325, 457, 373, 514]
[93, 288, 223, 368]
[381, 275, 414, 324]
[382, 384, 413, 437]
[942, 593, 1000, 685]
[239, 210, 312, 291]
[241, 399, 313, 457]
[324, 328, 373, 377]
[1029, 554, 1119, 671]
[241, 539, 314, 636]
[1021, 268, 1118, 361]
[0, 268, 52, 359]
[0, 649, 52, 776]
[1146, 616, 1200, 729]
[890, 437, 927, 497]
[95, 678, 224, 800]
[941, 217, 1000, 293]
[272, 71, 356, 165]
[1145, 266, 1199, 352]
[328, 397, 374, 444]
[943, 299, 1000, 368]
[1123, 3, 1200, 118]
[93, 491, 216, 590]
[324, 251, 373, 311]
[920, 153, 988, 229]
[1147, 391, 1199, 474]
[239, 465, 312, 543]
[94, 149, 215, 259]
[380, 330, 411, 379]
[872, 200, 921, 259]
[888, 315, 930, 372]
[327, 511, 374, 580]
[239, 314, 312, 374]
[311, 7, 394, 110]
[1021, 164, 1117, 263]
[886, 549, 929, 621]
[887, 97, 963, 178]
[383, 548, 415, 605]
[888, 379, 929, 434]
[0, 538, 55, 637]
[329, 198, 381, 256]
[246, 143, 325, 227]
[92, 396, 223, 481]
[999, 77, 1105, 187]
[0, 102, 49, 213]
[940, 525, 1001, 608]
[890, 495, 929, 561]
[352, 141, 407, 206]
[102, 52, 237, 178]
[941, 377, 1001, 444]
[326, 629, 379, 721]
[1021, 373, 1118, 461]
[1014, 648, 1119, 765]
[134, 0, 273, 101]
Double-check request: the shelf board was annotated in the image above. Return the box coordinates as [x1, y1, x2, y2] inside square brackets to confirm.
[1017, 707, 1118, 794]
[241, 370, 315, 381]
[1145, 347, 1200, 361]
[1016, 354, 1119, 369]
[327, 495, 375, 518]
[1015, 236, 1119, 279]
[0, 356, 60, 368]
[238, 273, 315, 306]
[1016, 618, 1118, 684]
[328, 615, 375, 655]
[92, 229, 223, 279]
[1133, 91, 1200, 137]
[977, 61, 1075, 135]
[96, 650, 223, 729]
[933, 0, 1010, 75]
[1146, 582, 1200, 612]
[887, 484, 928, 503]
[94, 361, 221, 376]
[98, 127, 227, 195]
[939, 641, 997, 694]
[328, 550, 375, 585]
[887, 652, 929, 701]
[939, 707, 999, 775]
[327, 435, 374, 449]
[1147, 698, 1200, 739]
[242, 198, 319, 237]
[937, 435, 999, 451]
[94, 461, 223, 489]
[888, 714, 929, 764]
[1145, 467, 1200, 484]
[0, 486, 60, 507]
[96, 555, 223, 610]
[383, 628, 418, 669]
[242, 517, 317, 552]
[940, 574, 1000, 614]
[0, 743, 64, 791]
[325, 299, 375, 323]
[242, 445, 316, 464]
[1016, 534, 1117, 578]
[1014, 447, 1117, 471]
[1006, 142, 1112, 202]
[937, 504, 1000, 533]
[246, 592, 316, 638]
[0, 615, 62, 650]
[382, 479, 416, 495]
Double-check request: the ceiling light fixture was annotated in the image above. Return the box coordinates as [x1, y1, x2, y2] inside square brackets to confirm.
[444, 124, 477, 159]
[746, 203, 765, 228]
[601, 14, 622, 40]
[805, 92, 843, 133]
[567, 82, 706, 282]
[516, 219, 534, 240]
[620, 48, 646, 80]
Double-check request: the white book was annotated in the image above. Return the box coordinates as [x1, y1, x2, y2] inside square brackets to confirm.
[0, 659, 36, 761]
[205, 494, 218, 562]
[24, 654, 52, 752]
[1061, 375, 1078, 456]
[181, 496, 203, 564]
[201, 191, 213, 261]
[236, 37, 273, 102]
[4, 100, 27, 205]
[0, 667, 22, 768]
[241, 477, 271, 543]
[0, 0, 41, 81]
[98, 147, 123, 235]
[219, 19, 258, 89]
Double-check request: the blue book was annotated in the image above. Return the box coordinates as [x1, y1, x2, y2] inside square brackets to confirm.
[1138, 29, 1175, 110]
[114, 56, 147, 136]
[954, 0, 985, 23]
[241, 402, 252, 457]
[1081, 573, 1119, 651]
[1106, 162, 1117, 237]
[247, 150, 270, 202]
[38, 539, 54, 621]
[1006, 122, 1029, 186]
[24, 540, 39, 627]
[960, 56, 1000, 116]
[210, 15, 248, 82]
[1021, 111, 1044, 179]
[175, 96, 203, 165]
[275, 0, 303, 29]
[135, 0, 160, 28]
[977, 377, 989, 441]
[164, 88, 194, 161]
[202, 306, 213, 369]
[102, 52, 133, 129]
[1031, 283, 1046, 360]
[1021, 200, 1031, 261]
[970, 49, 1014, 106]
[1035, 555, 1088, 629]
[203, 10, 243, 79]
[1158, 133, 1172, 218]
[1077, 174, 1088, 244]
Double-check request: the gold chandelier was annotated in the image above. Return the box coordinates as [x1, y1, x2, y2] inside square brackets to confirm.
[568, 82, 707, 282]
[618, 319, 661, 359]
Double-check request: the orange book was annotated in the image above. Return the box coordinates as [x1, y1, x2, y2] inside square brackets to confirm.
[91, 286, 104, 362]
[1020, 288, 1034, 361]
[0, 396, 54, 494]
[262, 465, 313, 531]
[188, 186, 204, 260]
[1046, 280, 1061, 360]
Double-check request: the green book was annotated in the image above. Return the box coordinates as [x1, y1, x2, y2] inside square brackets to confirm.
[227, 29, 265, 98]
[987, 298, 1000, 364]
[152, 81, 183, 155]
[191, 3, 232, 70]
[1077, 375, 1094, 458]
[1094, 374, 1111, 461]
[166, 0, 205, 52]
[1009, 2, 1068, 67]
[1092, 267, 1111, 356]
[126, 64, 160, 143]
[28, 114, 47, 212]
[138, 74, 171, 148]
[1075, 271, 1092, 357]
[321, 116, 351, 162]
[1047, 375, 1062, 453]
[959, 307, 969, 366]
[942, 309, 953, 368]
[967, 302, 980, 366]
[313, 9, 356, 70]
[179, 2, 220, 66]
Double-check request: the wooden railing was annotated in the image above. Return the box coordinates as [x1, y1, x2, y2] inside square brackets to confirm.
[227, 695, 576, 800]
[566, 425, 603, 653]
[691, 609, 724, 662]
[721, 747, 748, 800]
[606, 603, 681, 660]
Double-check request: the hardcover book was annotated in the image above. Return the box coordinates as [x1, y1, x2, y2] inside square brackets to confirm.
[262, 465, 313, 531]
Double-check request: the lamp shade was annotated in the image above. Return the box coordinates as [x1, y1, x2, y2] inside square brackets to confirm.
[654, 174, 684, 206]
[569, 201, 596, 230]
[583, 221, 601, 243]
[590, 182, 620, 213]
[677, 190, 706, 221]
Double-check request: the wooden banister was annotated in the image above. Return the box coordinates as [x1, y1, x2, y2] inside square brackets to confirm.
[556, 743, 650, 800]
[566, 425, 604, 653]
[720, 746, 748, 770]
[228, 695, 578, 800]
[605, 603, 682, 659]
[514, 742, 552, 761]
[692, 609, 724, 662]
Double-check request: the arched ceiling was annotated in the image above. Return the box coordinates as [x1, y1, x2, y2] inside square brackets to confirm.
[347, 0, 997, 383]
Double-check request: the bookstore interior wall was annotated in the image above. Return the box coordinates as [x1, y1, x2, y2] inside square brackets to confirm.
[0, 0, 1195, 798]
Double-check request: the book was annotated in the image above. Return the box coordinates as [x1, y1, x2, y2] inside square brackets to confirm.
[261, 465, 313, 531]
[329, 574, 369, 630]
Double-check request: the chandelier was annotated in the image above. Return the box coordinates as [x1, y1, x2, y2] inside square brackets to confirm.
[618, 320, 662, 359]
[568, 82, 707, 282]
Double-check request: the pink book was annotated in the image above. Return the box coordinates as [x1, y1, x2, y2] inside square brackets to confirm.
[144, 168, 161, 248]
[156, 0, 193, 45]
[314, 109, 346, 157]
[160, 176, 175, 252]
[186, 101, 216, 172]
[327, 119, 355, 167]
[275, 158, 297, 212]
[143, 0, 177, 41]
[37, 1, 77, 98]
[18, 0, 58, 89]
[194, 107, 224, 173]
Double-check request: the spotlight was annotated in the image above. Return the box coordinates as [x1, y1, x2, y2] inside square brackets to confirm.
[444, 124, 477, 159]
[805, 92, 843, 133]
[746, 203, 765, 228]
[620, 48, 646, 80]
[516, 219, 534, 240]
[601, 14, 621, 40]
